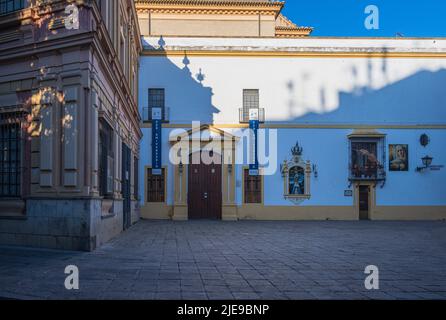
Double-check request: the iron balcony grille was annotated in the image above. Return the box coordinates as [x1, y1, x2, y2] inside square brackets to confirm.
[143, 107, 170, 123]
[349, 165, 386, 182]
[239, 108, 265, 123]
[0, 0, 25, 16]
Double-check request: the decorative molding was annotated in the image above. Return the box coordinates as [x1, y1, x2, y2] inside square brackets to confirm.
[140, 123, 446, 129]
[142, 49, 446, 58]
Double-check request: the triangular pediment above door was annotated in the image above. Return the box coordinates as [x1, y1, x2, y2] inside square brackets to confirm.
[169, 124, 239, 143]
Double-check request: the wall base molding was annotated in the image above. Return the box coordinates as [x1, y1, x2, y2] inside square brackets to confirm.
[140, 203, 446, 221]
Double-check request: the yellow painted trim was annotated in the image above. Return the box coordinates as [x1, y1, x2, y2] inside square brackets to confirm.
[236, 205, 357, 221]
[141, 50, 446, 59]
[371, 206, 446, 221]
[144, 165, 168, 204]
[141, 123, 446, 130]
[141, 203, 172, 220]
[139, 204, 446, 221]
[235, 205, 446, 221]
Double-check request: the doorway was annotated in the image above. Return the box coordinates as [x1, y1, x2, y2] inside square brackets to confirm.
[188, 151, 222, 219]
[358, 185, 370, 220]
[122, 143, 131, 229]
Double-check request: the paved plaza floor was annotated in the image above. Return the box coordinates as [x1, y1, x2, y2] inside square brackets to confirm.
[1, 220, 446, 300]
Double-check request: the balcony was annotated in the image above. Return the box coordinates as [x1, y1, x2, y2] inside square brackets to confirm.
[239, 108, 265, 123]
[349, 165, 386, 182]
[142, 107, 169, 123]
[0, 0, 25, 16]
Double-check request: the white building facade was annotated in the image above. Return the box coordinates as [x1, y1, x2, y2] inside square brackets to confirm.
[136, 1, 446, 221]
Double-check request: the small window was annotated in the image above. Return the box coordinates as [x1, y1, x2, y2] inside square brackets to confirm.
[244, 169, 262, 204]
[243, 89, 259, 111]
[146, 168, 165, 203]
[0, 116, 22, 198]
[149, 89, 165, 109]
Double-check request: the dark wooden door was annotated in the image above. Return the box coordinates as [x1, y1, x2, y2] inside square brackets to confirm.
[188, 152, 222, 220]
[359, 185, 370, 220]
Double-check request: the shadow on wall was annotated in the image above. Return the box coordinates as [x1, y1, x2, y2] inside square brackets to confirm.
[282, 68, 446, 125]
[143, 38, 220, 123]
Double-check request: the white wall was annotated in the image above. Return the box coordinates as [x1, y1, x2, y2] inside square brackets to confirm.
[138, 37, 446, 208]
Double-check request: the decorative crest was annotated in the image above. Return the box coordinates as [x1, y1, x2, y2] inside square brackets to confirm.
[291, 142, 303, 157]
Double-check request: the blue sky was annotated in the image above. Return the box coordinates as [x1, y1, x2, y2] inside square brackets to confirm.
[282, 0, 446, 37]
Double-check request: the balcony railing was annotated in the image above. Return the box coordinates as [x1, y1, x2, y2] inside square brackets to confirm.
[239, 108, 265, 123]
[349, 165, 386, 181]
[142, 107, 170, 123]
[0, 0, 25, 16]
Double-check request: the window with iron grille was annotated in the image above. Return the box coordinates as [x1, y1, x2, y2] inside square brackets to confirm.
[0, 0, 24, 15]
[99, 119, 114, 197]
[351, 141, 378, 179]
[146, 168, 165, 203]
[243, 89, 259, 111]
[0, 115, 22, 198]
[149, 89, 165, 109]
[244, 169, 262, 204]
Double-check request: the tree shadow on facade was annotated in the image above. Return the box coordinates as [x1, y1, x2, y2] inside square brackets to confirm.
[142, 38, 220, 124]
[278, 69, 446, 125]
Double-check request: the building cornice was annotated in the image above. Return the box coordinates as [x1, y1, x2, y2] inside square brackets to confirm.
[135, 0, 284, 17]
[141, 49, 446, 58]
[275, 26, 313, 38]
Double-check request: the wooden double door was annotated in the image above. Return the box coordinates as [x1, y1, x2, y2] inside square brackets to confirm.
[188, 152, 222, 220]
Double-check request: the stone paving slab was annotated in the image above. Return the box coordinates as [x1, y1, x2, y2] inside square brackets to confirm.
[1, 220, 446, 300]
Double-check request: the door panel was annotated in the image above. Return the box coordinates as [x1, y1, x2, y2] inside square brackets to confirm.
[359, 185, 370, 220]
[188, 152, 222, 220]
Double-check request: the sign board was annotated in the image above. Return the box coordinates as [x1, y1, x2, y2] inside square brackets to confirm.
[249, 109, 259, 176]
[344, 190, 353, 197]
[249, 108, 259, 121]
[152, 107, 162, 175]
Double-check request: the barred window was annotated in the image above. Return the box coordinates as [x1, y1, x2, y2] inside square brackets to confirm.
[146, 168, 165, 203]
[0, 0, 24, 15]
[243, 89, 259, 111]
[244, 169, 262, 204]
[0, 115, 22, 198]
[149, 89, 165, 109]
[99, 119, 114, 197]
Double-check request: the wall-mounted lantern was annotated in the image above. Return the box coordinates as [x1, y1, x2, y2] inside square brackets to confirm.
[416, 155, 444, 172]
[312, 164, 318, 179]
